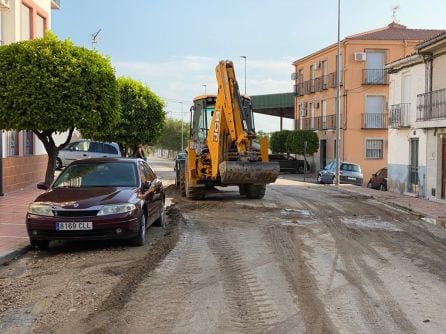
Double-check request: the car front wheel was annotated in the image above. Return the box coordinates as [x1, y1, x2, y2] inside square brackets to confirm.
[317, 174, 323, 184]
[130, 214, 146, 247]
[367, 182, 372, 188]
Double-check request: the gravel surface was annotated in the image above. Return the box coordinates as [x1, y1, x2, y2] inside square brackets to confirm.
[1, 158, 446, 333]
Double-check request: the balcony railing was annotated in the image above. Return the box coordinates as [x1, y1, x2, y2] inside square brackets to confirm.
[295, 71, 342, 96]
[301, 115, 338, 130]
[389, 103, 411, 128]
[416, 88, 446, 121]
[362, 69, 388, 85]
[361, 113, 388, 129]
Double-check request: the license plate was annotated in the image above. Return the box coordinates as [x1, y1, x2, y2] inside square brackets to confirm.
[56, 222, 93, 231]
[347, 177, 356, 180]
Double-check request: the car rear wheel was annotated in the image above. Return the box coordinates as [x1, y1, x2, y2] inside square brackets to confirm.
[30, 239, 49, 250]
[239, 184, 247, 196]
[379, 184, 386, 191]
[317, 174, 323, 184]
[130, 214, 146, 247]
[154, 199, 166, 228]
[367, 182, 372, 188]
[297, 165, 304, 174]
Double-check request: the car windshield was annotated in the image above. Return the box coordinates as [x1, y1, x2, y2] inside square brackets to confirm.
[341, 164, 361, 172]
[53, 162, 138, 188]
[177, 153, 186, 160]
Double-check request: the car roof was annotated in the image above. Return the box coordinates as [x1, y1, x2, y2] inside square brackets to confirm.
[68, 157, 143, 164]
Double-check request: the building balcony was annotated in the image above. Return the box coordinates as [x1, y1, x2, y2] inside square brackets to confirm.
[301, 115, 338, 130]
[361, 113, 388, 129]
[362, 69, 388, 85]
[295, 71, 342, 96]
[294, 83, 305, 96]
[389, 103, 411, 128]
[416, 88, 446, 122]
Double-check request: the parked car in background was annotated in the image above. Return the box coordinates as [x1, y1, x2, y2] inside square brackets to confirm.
[317, 161, 363, 186]
[27, 158, 165, 249]
[367, 167, 387, 191]
[56, 140, 121, 169]
[268, 154, 310, 174]
[174, 152, 187, 187]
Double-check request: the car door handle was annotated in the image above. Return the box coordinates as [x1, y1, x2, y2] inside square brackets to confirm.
[83, 154, 88, 157]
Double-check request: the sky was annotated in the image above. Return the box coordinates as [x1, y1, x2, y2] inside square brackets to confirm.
[52, 0, 446, 132]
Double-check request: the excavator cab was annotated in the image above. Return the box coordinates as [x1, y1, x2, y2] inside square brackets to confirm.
[191, 94, 255, 146]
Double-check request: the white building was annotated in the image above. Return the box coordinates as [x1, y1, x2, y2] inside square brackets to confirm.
[0, 0, 60, 194]
[387, 32, 446, 201]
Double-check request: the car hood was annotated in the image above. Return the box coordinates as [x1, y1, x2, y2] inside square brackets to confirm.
[33, 187, 138, 209]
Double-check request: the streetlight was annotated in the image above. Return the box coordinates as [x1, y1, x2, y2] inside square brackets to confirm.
[240, 56, 247, 96]
[335, 0, 341, 186]
[180, 102, 184, 151]
[202, 84, 207, 95]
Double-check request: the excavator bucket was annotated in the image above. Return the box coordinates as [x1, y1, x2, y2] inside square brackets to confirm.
[219, 161, 280, 185]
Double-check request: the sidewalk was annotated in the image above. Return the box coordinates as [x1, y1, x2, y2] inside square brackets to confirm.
[293, 172, 446, 228]
[0, 185, 43, 264]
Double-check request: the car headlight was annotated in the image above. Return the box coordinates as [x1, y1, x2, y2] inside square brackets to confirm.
[28, 204, 54, 216]
[97, 204, 136, 216]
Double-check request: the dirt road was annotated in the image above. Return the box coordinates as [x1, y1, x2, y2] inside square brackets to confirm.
[1, 159, 446, 333]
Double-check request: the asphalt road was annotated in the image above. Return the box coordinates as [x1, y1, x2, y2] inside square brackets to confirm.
[1, 157, 445, 334]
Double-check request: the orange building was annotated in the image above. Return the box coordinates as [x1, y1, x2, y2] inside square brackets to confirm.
[293, 22, 443, 183]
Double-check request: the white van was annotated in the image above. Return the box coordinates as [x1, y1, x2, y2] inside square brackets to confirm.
[56, 140, 121, 169]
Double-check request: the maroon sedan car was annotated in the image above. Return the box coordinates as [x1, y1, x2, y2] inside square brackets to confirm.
[26, 158, 165, 249]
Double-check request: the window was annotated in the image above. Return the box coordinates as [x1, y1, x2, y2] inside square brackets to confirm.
[36, 15, 45, 38]
[104, 144, 118, 155]
[7, 131, 19, 156]
[21, 4, 32, 41]
[365, 139, 383, 159]
[365, 96, 385, 128]
[23, 130, 34, 155]
[72, 141, 90, 151]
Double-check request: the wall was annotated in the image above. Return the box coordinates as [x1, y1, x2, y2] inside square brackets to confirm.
[387, 62, 426, 196]
[3, 154, 47, 192]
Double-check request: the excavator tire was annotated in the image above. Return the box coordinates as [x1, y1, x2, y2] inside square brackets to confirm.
[179, 165, 186, 197]
[239, 184, 247, 196]
[245, 184, 266, 199]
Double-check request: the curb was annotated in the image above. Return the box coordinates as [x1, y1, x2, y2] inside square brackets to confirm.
[0, 244, 31, 267]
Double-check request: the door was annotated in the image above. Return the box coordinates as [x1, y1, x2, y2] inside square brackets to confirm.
[442, 137, 446, 199]
[365, 96, 385, 128]
[409, 139, 419, 193]
[64, 141, 91, 164]
[322, 100, 327, 129]
[366, 51, 385, 84]
[320, 139, 327, 170]
[139, 162, 160, 224]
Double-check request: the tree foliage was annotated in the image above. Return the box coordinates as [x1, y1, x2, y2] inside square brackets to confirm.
[286, 130, 319, 155]
[269, 130, 292, 154]
[0, 32, 120, 185]
[85, 77, 165, 153]
[155, 118, 189, 152]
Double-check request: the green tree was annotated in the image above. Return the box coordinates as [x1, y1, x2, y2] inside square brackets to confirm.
[0, 32, 120, 185]
[270, 130, 292, 154]
[286, 130, 319, 155]
[155, 118, 189, 153]
[86, 77, 165, 155]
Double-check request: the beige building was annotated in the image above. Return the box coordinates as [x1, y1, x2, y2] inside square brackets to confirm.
[0, 0, 60, 194]
[292, 22, 443, 184]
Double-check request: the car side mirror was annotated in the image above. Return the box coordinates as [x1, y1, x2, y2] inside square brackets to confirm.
[37, 182, 49, 190]
[372, 173, 377, 177]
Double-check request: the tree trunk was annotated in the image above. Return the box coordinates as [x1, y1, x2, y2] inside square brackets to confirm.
[34, 128, 74, 186]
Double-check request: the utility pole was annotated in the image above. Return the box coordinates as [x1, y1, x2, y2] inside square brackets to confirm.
[335, 0, 341, 186]
[240, 56, 247, 96]
[91, 28, 102, 50]
[180, 102, 184, 151]
[202, 84, 207, 95]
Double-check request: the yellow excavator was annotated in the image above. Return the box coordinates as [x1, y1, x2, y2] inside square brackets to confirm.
[179, 60, 279, 199]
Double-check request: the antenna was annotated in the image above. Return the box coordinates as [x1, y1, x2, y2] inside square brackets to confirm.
[392, 5, 400, 23]
[92, 28, 102, 50]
